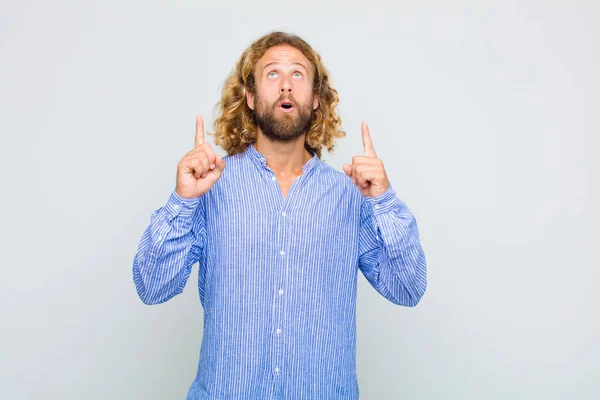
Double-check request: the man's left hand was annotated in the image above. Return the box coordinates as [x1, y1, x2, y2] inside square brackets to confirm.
[343, 121, 390, 198]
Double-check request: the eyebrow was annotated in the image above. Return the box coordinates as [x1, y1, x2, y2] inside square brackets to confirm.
[262, 61, 309, 72]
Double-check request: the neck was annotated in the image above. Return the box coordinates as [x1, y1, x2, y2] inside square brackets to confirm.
[254, 131, 313, 176]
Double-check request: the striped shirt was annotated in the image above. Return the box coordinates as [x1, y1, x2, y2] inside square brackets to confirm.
[132, 143, 427, 399]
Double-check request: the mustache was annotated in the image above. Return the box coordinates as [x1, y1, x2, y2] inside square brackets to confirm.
[274, 94, 296, 105]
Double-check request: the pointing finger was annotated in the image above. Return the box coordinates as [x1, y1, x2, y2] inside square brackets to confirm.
[195, 115, 205, 147]
[361, 121, 377, 157]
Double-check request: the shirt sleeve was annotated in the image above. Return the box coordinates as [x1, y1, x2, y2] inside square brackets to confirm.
[358, 185, 427, 307]
[132, 190, 206, 305]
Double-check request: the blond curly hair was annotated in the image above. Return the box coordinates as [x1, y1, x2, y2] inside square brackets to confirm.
[211, 31, 345, 159]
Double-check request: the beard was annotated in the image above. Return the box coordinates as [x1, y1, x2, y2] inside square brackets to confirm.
[254, 93, 314, 142]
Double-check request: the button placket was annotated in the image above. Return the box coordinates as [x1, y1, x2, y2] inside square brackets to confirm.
[268, 164, 312, 379]
[258, 151, 317, 379]
[273, 203, 289, 377]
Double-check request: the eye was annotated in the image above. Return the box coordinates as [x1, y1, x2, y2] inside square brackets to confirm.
[267, 71, 278, 78]
[293, 72, 303, 79]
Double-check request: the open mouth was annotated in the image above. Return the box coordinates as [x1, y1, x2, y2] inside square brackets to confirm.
[278, 100, 295, 112]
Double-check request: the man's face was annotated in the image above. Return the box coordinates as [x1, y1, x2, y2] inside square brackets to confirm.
[246, 45, 319, 142]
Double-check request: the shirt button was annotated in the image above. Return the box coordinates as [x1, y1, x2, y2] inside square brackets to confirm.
[271, 176, 276, 181]
[280, 250, 285, 256]
[282, 212, 287, 217]
[278, 289, 284, 295]
[276, 328, 282, 334]
[374, 204, 380, 209]
[274, 367, 280, 373]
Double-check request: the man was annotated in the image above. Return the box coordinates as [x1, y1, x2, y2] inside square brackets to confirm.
[133, 31, 427, 400]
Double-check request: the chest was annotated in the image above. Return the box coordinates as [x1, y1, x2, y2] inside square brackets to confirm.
[276, 176, 296, 199]
[206, 178, 361, 258]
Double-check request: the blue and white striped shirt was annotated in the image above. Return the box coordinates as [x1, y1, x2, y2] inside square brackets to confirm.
[133, 143, 427, 399]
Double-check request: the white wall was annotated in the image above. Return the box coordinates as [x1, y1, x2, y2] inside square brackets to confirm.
[1, 1, 598, 398]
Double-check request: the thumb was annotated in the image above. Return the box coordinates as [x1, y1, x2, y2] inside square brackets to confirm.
[212, 155, 226, 177]
[342, 163, 352, 177]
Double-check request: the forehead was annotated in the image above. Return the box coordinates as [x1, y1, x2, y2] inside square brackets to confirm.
[256, 44, 312, 71]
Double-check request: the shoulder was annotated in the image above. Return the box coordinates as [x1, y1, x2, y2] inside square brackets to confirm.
[221, 151, 246, 167]
[217, 150, 251, 179]
[318, 161, 347, 180]
[315, 160, 363, 199]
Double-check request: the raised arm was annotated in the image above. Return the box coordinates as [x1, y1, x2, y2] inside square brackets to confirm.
[343, 121, 427, 306]
[132, 116, 225, 305]
[358, 188, 427, 306]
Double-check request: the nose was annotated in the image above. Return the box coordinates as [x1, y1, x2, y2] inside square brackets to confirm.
[280, 75, 292, 93]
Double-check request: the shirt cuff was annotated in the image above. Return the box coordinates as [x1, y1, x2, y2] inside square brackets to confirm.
[369, 185, 405, 217]
[164, 190, 201, 220]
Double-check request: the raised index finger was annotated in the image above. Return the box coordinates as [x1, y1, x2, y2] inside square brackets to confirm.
[195, 115, 205, 147]
[361, 121, 377, 157]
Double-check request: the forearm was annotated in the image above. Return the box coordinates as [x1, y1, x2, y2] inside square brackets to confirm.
[132, 190, 205, 305]
[359, 187, 427, 306]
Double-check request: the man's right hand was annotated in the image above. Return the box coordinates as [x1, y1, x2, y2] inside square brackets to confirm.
[175, 115, 226, 199]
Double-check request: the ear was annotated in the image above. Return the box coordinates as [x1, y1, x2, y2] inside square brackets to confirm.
[313, 94, 319, 110]
[246, 88, 255, 110]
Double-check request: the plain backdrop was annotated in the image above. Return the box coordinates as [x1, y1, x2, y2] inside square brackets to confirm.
[1, 1, 598, 399]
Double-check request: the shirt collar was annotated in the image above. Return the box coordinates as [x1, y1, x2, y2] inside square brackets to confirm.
[246, 142, 320, 173]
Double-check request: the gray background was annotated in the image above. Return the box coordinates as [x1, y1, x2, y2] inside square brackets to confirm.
[1, 1, 598, 399]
